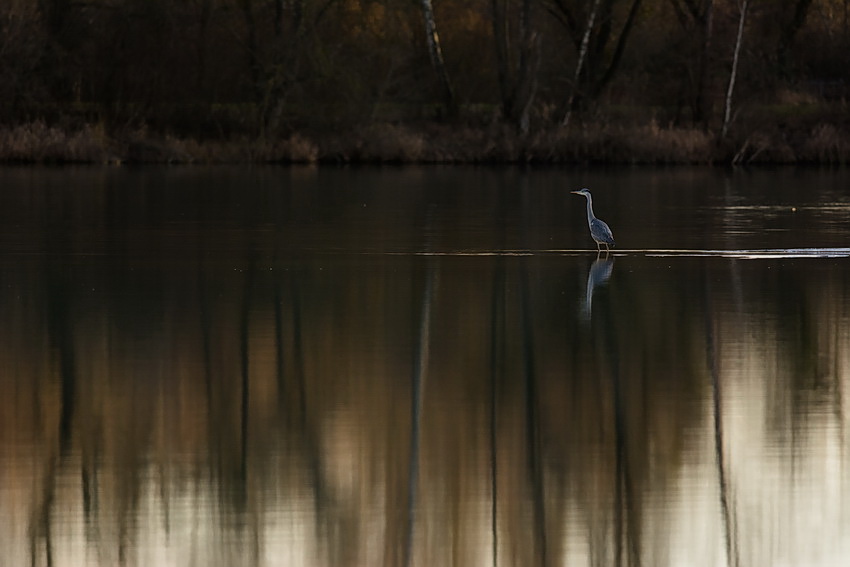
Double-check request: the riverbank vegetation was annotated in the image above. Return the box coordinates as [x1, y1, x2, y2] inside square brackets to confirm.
[1, 0, 848, 164]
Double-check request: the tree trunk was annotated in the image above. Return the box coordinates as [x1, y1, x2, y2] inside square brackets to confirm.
[39, 0, 71, 40]
[419, 0, 457, 117]
[551, 0, 643, 128]
[591, 0, 643, 98]
[776, 0, 813, 75]
[239, 0, 261, 101]
[513, 0, 539, 131]
[197, 0, 212, 98]
[491, 0, 539, 130]
[263, 0, 308, 133]
[721, 0, 748, 138]
[491, 0, 512, 115]
[667, 0, 716, 126]
[694, 0, 714, 126]
[274, 0, 284, 36]
[562, 0, 603, 128]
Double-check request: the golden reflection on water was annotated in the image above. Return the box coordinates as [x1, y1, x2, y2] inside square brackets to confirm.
[0, 251, 849, 567]
[2, 166, 850, 567]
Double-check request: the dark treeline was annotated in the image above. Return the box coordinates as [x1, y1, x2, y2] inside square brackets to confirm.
[0, 0, 848, 163]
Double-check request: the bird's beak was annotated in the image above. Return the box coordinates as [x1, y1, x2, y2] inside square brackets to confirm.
[570, 190, 580, 195]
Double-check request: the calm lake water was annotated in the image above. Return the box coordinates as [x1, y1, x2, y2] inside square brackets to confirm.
[1, 166, 849, 567]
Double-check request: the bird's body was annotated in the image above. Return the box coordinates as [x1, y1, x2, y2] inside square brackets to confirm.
[571, 188, 615, 252]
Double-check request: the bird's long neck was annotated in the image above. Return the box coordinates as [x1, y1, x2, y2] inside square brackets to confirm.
[584, 195, 596, 224]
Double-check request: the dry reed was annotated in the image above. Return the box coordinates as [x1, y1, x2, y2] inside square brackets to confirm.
[0, 116, 847, 165]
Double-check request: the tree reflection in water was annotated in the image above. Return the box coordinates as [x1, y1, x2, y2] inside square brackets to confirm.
[1, 167, 850, 567]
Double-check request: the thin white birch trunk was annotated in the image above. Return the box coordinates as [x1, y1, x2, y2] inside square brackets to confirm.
[562, 0, 603, 128]
[722, 0, 749, 138]
[419, 0, 456, 114]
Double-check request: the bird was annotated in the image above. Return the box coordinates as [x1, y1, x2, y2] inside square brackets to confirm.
[571, 188, 615, 253]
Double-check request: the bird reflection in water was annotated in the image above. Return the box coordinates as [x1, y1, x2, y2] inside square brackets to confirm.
[581, 257, 614, 320]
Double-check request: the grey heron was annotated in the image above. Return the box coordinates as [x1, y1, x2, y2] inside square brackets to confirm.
[571, 188, 615, 253]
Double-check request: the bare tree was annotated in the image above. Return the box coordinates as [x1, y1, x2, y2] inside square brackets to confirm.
[492, 0, 540, 130]
[419, 0, 457, 117]
[0, 3, 44, 105]
[262, 0, 307, 133]
[667, 0, 715, 125]
[562, 0, 602, 128]
[775, 0, 814, 75]
[721, 0, 749, 138]
[549, 0, 644, 125]
[231, 0, 333, 133]
[39, 0, 71, 41]
[195, 0, 213, 99]
[239, 0, 261, 101]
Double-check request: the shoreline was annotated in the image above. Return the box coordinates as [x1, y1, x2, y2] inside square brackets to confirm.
[0, 118, 848, 166]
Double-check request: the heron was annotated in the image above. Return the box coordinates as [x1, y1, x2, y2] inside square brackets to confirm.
[571, 188, 615, 253]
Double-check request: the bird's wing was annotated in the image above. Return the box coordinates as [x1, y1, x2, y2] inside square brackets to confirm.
[591, 218, 615, 243]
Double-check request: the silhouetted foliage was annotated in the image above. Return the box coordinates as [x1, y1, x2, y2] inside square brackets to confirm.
[0, 0, 847, 161]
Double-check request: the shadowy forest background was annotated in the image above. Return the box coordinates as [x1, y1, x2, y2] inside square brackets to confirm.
[0, 0, 848, 163]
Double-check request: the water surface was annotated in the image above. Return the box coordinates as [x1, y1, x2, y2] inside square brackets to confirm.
[1, 166, 849, 567]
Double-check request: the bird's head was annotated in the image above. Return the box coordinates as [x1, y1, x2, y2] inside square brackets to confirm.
[571, 188, 591, 197]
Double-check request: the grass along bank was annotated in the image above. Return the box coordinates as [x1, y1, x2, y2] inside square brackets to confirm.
[1, 112, 848, 165]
